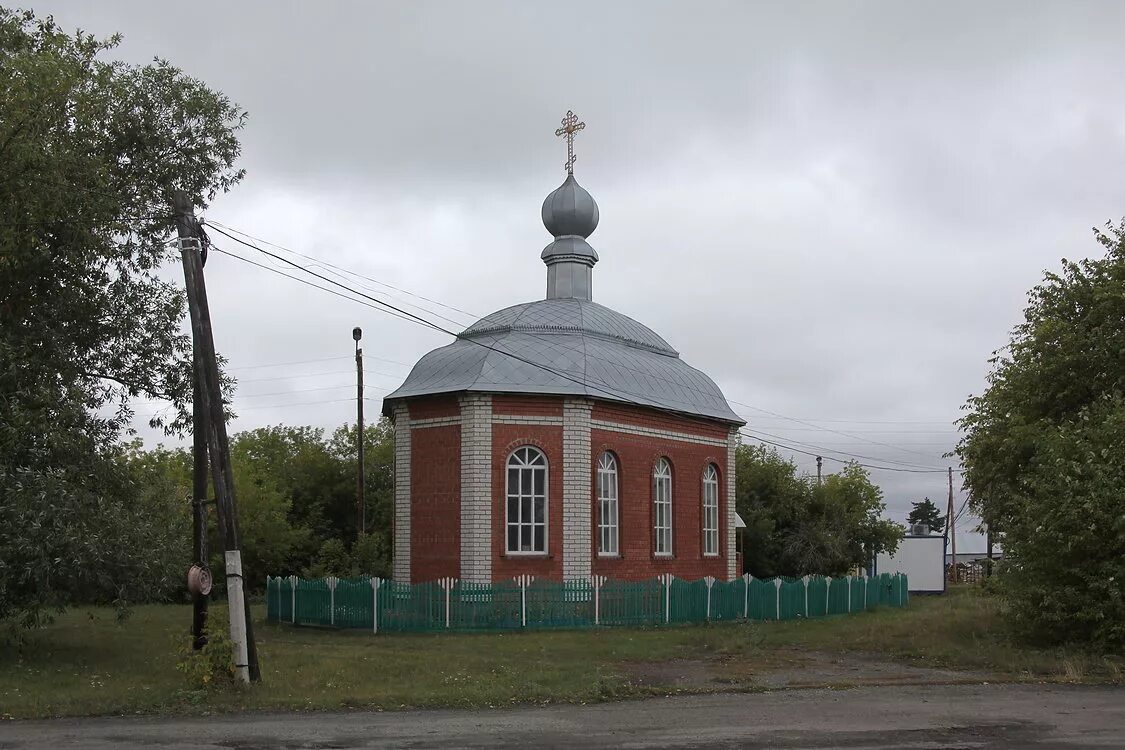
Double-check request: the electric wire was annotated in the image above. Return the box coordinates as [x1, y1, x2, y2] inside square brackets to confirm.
[205, 219, 479, 321]
[202, 225, 960, 474]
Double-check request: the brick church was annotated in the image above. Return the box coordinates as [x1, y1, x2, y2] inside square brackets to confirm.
[382, 113, 744, 584]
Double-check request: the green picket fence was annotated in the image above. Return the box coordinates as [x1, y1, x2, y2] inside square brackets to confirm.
[266, 572, 908, 633]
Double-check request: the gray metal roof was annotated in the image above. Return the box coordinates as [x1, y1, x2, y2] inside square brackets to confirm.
[382, 298, 744, 424]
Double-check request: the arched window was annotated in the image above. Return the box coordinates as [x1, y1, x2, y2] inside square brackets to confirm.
[506, 446, 547, 554]
[597, 452, 619, 556]
[702, 464, 719, 556]
[653, 458, 673, 556]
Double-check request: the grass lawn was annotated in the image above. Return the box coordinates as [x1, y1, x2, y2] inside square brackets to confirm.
[0, 586, 1119, 719]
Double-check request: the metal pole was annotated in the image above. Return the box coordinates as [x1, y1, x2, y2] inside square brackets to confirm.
[353, 327, 365, 538]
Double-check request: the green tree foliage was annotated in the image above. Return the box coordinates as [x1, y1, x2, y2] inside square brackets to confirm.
[735, 445, 900, 577]
[0, 9, 245, 627]
[957, 221, 1125, 650]
[125, 421, 397, 590]
[906, 497, 945, 534]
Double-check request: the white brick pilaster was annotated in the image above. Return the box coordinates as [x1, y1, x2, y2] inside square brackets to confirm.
[393, 404, 411, 583]
[727, 427, 739, 580]
[460, 394, 493, 583]
[562, 399, 593, 581]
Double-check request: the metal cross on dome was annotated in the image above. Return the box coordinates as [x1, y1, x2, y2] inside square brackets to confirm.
[554, 110, 585, 175]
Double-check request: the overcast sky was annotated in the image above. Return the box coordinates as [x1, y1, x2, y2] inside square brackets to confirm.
[40, 1, 1125, 551]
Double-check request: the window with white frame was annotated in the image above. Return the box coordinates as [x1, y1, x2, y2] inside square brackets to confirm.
[506, 446, 547, 554]
[597, 452, 619, 555]
[653, 458, 672, 556]
[702, 464, 719, 556]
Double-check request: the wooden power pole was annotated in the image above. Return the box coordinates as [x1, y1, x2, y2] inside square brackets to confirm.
[174, 192, 260, 683]
[190, 333, 210, 650]
[947, 466, 957, 583]
[816, 456, 823, 486]
[353, 326, 365, 539]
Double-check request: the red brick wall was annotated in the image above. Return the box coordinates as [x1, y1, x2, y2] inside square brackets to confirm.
[401, 393, 732, 584]
[490, 423, 564, 581]
[492, 395, 564, 417]
[407, 394, 461, 420]
[591, 402, 729, 442]
[590, 426, 728, 581]
[410, 424, 461, 582]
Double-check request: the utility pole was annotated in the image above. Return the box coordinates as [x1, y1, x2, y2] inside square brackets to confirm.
[948, 466, 957, 584]
[353, 327, 365, 539]
[174, 192, 260, 683]
[816, 456, 823, 486]
[190, 327, 210, 649]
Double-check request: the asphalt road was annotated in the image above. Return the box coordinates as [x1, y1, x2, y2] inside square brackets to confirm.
[1, 683, 1122, 749]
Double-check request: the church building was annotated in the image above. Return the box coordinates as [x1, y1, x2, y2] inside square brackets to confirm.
[382, 112, 745, 584]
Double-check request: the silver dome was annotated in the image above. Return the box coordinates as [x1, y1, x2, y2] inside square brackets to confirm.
[382, 298, 743, 424]
[541, 174, 599, 240]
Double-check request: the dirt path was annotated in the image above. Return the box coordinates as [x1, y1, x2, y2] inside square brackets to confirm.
[2, 684, 1121, 748]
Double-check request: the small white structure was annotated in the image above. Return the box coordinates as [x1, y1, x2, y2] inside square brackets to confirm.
[876, 532, 946, 594]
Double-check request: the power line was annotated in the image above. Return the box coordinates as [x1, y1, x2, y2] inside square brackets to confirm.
[744, 426, 947, 471]
[733, 402, 944, 462]
[227, 355, 352, 371]
[234, 367, 404, 384]
[202, 225, 959, 473]
[205, 219, 479, 321]
[207, 245, 440, 331]
[740, 431, 951, 474]
[138, 396, 380, 419]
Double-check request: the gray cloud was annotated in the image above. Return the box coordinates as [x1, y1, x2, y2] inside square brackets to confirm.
[41, 0, 1125, 550]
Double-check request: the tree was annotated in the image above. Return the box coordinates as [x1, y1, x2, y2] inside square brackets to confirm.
[0, 9, 245, 627]
[734, 445, 899, 577]
[906, 497, 944, 534]
[957, 220, 1125, 650]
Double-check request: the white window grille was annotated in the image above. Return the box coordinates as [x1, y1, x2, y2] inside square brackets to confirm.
[653, 457, 673, 556]
[506, 446, 547, 554]
[702, 464, 719, 556]
[597, 452, 619, 555]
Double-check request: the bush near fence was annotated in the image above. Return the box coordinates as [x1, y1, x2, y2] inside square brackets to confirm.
[265, 572, 908, 633]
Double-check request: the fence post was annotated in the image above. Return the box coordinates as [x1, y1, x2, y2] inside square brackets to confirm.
[704, 576, 715, 621]
[591, 575, 605, 626]
[846, 575, 852, 613]
[370, 577, 381, 634]
[514, 575, 533, 627]
[327, 576, 337, 626]
[439, 577, 456, 629]
[742, 573, 752, 619]
[660, 574, 674, 623]
[824, 576, 832, 616]
[801, 575, 810, 617]
[774, 578, 783, 620]
[289, 575, 298, 624]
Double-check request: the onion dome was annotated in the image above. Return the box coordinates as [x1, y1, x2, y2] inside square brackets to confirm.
[541, 174, 599, 301]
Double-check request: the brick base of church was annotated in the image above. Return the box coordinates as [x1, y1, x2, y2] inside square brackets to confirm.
[393, 393, 738, 584]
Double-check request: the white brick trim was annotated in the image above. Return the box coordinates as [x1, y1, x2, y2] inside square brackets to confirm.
[491, 415, 564, 426]
[726, 428, 739, 580]
[409, 415, 462, 429]
[392, 404, 411, 583]
[562, 399, 593, 581]
[460, 394, 493, 583]
[590, 419, 728, 448]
